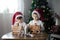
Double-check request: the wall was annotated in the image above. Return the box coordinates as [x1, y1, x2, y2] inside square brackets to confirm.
[24, 0, 32, 23]
[48, 0, 60, 25]
[0, 13, 13, 39]
[0, 14, 4, 38]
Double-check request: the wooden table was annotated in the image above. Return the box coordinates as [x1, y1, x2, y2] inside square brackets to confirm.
[1, 32, 48, 40]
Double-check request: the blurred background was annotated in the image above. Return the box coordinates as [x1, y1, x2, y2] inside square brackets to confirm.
[0, 0, 60, 39]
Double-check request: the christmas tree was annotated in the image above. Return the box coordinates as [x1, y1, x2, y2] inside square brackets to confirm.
[29, 0, 55, 33]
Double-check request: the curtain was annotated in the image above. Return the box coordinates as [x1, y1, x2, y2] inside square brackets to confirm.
[0, 0, 24, 39]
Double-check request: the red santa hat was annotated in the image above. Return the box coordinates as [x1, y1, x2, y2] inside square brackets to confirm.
[12, 12, 23, 25]
[32, 8, 44, 21]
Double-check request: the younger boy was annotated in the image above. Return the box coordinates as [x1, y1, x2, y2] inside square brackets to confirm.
[12, 12, 27, 36]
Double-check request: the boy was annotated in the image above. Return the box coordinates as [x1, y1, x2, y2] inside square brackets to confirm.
[28, 8, 44, 33]
[12, 12, 27, 36]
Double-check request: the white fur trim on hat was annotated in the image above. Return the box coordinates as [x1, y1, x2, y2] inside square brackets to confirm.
[32, 11, 40, 18]
[15, 15, 23, 20]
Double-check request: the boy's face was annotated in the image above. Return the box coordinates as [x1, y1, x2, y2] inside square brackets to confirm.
[32, 13, 38, 20]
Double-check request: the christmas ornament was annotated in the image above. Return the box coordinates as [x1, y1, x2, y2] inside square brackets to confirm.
[43, 10, 45, 12]
[34, 4, 36, 6]
[32, 1, 33, 3]
[47, 8, 49, 10]
[48, 27, 50, 30]
[41, 5, 45, 8]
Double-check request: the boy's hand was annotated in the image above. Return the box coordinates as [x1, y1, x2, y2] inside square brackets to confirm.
[12, 26, 19, 32]
[12, 26, 19, 36]
[14, 22, 19, 27]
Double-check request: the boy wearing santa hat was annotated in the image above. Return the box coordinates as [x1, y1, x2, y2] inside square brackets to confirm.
[28, 8, 44, 32]
[12, 12, 27, 36]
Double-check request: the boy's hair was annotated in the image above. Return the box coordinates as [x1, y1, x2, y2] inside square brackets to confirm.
[17, 16, 22, 19]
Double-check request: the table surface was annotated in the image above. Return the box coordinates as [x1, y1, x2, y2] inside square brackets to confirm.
[1, 32, 48, 40]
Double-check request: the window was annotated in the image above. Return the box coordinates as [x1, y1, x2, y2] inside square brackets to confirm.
[0, 0, 21, 13]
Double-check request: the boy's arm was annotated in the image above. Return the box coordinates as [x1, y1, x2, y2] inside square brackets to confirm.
[40, 22, 45, 31]
[12, 22, 19, 32]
